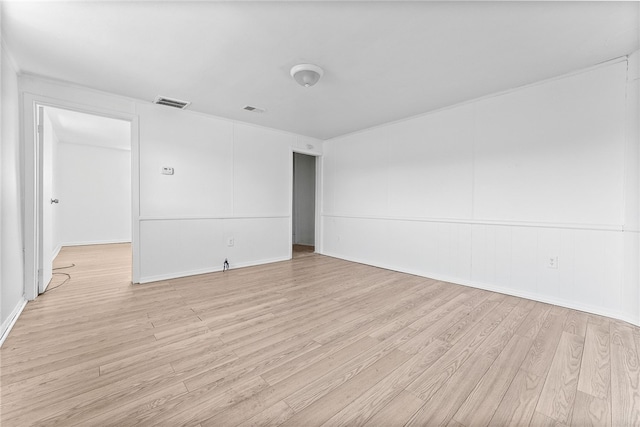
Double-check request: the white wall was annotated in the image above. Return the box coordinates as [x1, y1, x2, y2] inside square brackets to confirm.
[624, 50, 640, 323]
[10, 46, 633, 339]
[293, 153, 316, 246]
[1, 29, 27, 338]
[55, 141, 131, 247]
[138, 103, 320, 281]
[322, 57, 640, 325]
[17, 75, 323, 294]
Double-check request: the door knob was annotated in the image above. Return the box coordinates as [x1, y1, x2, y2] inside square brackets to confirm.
[51, 198, 59, 204]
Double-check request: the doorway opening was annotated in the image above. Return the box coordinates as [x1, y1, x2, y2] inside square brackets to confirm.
[292, 152, 317, 258]
[37, 106, 132, 293]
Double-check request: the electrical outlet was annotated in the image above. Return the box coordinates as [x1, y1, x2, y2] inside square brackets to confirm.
[547, 256, 558, 269]
[161, 166, 174, 175]
[227, 237, 234, 247]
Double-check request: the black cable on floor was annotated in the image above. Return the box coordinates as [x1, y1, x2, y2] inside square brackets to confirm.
[44, 263, 76, 292]
[53, 264, 76, 270]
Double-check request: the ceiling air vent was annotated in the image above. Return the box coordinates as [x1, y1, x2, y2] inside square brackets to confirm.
[243, 105, 266, 113]
[153, 96, 191, 110]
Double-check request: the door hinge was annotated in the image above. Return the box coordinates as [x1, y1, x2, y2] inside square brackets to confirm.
[37, 124, 43, 134]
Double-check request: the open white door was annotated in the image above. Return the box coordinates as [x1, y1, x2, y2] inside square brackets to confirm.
[38, 106, 54, 293]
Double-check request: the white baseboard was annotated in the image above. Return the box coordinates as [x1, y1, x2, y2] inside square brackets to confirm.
[138, 256, 291, 284]
[0, 297, 27, 348]
[52, 244, 62, 261]
[321, 250, 640, 327]
[61, 240, 131, 247]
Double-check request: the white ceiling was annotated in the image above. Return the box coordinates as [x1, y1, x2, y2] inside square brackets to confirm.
[3, 1, 639, 140]
[46, 107, 131, 151]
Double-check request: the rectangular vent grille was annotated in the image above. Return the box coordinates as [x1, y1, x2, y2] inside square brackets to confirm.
[243, 105, 265, 113]
[153, 96, 191, 109]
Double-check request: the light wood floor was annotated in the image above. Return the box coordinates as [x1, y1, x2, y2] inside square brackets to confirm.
[2, 244, 640, 426]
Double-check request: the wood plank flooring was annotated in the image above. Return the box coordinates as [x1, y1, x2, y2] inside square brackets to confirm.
[1, 243, 640, 426]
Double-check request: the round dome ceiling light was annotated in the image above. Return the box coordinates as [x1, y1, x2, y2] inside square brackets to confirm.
[290, 64, 324, 88]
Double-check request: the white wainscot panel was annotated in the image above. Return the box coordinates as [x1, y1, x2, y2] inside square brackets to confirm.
[571, 229, 624, 315]
[323, 216, 473, 282]
[324, 217, 632, 322]
[139, 217, 290, 282]
[535, 228, 563, 299]
[222, 217, 290, 267]
[471, 224, 626, 319]
[138, 103, 234, 217]
[502, 226, 539, 294]
[385, 220, 437, 276]
[321, 216, 338, 254]
[622, 231, 640, 324]
[140, 219, 226, 281]
[471, 224, 514, 289]
[322, 216, 388, 266]
[233, 123, 293, 216]
[426, 221, 473, 280]
[338, 217, 389, 266]
[470, 225, 491, 285]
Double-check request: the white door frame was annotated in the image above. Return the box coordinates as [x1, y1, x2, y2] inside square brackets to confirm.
[23, 93, 140, 300]
[289, 149, 322, 259]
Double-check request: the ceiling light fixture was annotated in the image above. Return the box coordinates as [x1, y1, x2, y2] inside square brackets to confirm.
[290, 64, 324, 88]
